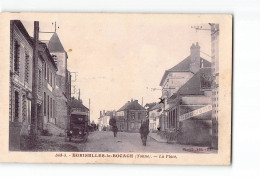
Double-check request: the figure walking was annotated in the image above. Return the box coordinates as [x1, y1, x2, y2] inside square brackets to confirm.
[139, 120, 149, 146]
[109, 117, 118, 137]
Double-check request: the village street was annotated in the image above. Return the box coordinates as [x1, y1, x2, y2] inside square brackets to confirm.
[33, 131, 216, 153]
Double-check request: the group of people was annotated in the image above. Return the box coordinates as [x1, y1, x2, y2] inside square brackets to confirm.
[109, 118, 149, 146]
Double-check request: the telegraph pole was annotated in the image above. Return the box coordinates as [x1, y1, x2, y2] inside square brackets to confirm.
[30, 21, 39, 147]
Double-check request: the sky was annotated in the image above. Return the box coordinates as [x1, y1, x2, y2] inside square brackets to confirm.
[22, 15, 211, 123]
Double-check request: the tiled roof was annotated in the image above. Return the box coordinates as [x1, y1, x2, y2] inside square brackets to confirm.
[117, 100, 145, 112]
[47, 33, 66, 53]
[178, 67, 212, 95]
[159, 56, 211, 86]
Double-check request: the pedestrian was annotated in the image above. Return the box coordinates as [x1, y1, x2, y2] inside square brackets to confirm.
[139, 120, 149, 146]
[112, 125, 118, 137]
[109, 117, 118, 137]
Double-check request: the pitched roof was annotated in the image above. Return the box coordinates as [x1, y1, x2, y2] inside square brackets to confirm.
[150, 103, 163, 111]
[47, 33, 66, 53]
[71, 97, 89, 111]
[117, 100, 145, 112]
[178, 67, 212, 95]
[38, 42, 58, 70]
[159, 56, 211, 86]
[13, 20, 34, 47]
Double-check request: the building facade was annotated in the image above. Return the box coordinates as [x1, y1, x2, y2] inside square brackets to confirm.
[116, 100, 146, 132]
[158, 43, 213, 146]
[148, 103, 163, 131]
[9, 20, 35, 150]
[38, 42, 59, 135]
[47, 33, 71, 132]
[98, 110, 115, 131]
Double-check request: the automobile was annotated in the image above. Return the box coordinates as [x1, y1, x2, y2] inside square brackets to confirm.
[65, 111, 89, 142]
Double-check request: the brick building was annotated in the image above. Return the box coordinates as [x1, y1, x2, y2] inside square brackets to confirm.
[116, 99, 146, 132]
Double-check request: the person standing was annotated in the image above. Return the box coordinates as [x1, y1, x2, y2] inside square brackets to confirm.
[139, 120, 149, 146]
[109, 117, 118, 137]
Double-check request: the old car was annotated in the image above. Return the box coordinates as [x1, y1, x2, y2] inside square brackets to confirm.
[65, 111, 89, 142]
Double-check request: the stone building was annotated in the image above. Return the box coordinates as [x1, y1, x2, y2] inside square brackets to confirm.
[47, 33, 71, 133]
[158, 43, 213, 146]
[9, 20, 59, 149]
[38, 42, 60, 135]
[116, 99, 146, 132]
[9, 20, 35, 150]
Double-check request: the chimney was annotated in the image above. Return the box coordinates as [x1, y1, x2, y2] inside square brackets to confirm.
[100, 111, 102, 117]
[103, 110, 105, 115]
[190, 42, 201, 73]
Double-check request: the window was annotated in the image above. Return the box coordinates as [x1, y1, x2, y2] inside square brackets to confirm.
[138, 112, 141, 120]
[22, 95, 27, 122]
[131, 122, 134, 129]
[44, 63, 47, 80]
[168, 109, 177, 129]
[50, 72, 53, 87]
[47, 67, 49, 84]
[201, 73, 212, 90]
[52, 100, 55, 118]
[14, 40, 20, 74]
[47, 95, 49, 119]
[50, 98, 52, 118]
[24, 52, 29, 83]
[38, 69, 42, 93]
[53, 75, 56, 88]
[131, 112, 135, 120]
[44, 92, 46, 116]
[14, 91, 19, 122]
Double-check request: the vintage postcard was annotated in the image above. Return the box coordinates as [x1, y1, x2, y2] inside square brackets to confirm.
[0, 13, 232, 165]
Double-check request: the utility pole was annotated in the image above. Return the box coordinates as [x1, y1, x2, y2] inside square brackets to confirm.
[30, 21, 39, 147]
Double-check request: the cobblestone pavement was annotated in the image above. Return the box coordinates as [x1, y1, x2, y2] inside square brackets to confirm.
[33, 131, 216, 153]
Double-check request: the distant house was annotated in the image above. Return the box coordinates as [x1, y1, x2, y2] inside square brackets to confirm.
[148, 103, 163, 131]
[98, 110, 116, 131]
[116, 99, 146, 132]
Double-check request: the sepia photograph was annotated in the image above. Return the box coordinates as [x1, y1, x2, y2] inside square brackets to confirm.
[0, 13, 232, 165]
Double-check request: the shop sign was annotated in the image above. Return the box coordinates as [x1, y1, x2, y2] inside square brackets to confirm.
[179, 105, 212, 121]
